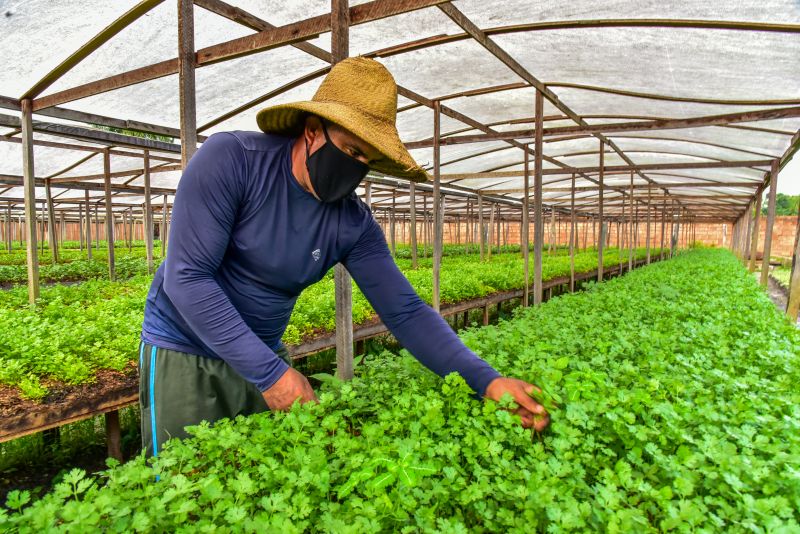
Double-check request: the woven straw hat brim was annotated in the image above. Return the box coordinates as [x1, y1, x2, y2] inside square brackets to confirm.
[256, 101, 430, 183]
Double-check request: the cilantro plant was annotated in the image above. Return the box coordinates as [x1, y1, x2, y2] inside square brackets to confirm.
[0, 248, 649, 399]
[3, 249, 797, 532]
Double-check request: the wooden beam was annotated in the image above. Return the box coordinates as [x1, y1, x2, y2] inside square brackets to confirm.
[441, 159, 773, 179]
[0, 174, 175, 195]
[760, 160, 779, 286]
[20, 100, 40, 303]
[0, 113, 180, 153]
[49, 164, 182, 184]
[404, 106, 800, 148]
[21, 0, 165, 99]
[484, 181, 762, 194]
[33, 0, 447, 111]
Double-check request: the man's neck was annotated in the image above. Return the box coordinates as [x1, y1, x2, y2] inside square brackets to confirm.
[290, 136, 315, 195]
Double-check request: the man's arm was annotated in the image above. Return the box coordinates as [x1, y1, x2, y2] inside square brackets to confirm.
[162, 133, 315, 408]
[342, 213, 550, 429]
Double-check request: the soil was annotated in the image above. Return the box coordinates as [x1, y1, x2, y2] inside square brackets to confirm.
[0, 365, 138, 421]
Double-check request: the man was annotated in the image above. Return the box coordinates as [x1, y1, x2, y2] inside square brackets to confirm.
[139, 57, 549, 458]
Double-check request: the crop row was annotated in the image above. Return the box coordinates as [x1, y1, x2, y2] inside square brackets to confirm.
[3, 249, 797, 532]
[0, 248, 650, 399]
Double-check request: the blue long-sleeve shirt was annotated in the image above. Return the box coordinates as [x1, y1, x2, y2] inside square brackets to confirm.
[141, 131, 500, 395]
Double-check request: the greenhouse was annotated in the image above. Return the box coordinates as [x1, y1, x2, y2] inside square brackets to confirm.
[0, 0, 799, 531]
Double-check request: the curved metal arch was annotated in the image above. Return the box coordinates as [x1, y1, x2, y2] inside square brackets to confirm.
[374, 18, 800, 59]
[398, 80, 800, 115]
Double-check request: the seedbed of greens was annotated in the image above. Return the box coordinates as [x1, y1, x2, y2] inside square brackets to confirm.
[3, 249, 797, 532]
[0, 248, 649, 399]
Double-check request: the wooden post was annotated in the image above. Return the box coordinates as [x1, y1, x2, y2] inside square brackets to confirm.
[21, 99, 40, 304]
[597, 140, 605, 282]
[487, 200, 495, 259]
[628, 171, 634, 272]
[38, 203, 43, 256]
[58, 211, 65, 249]
[390, 192, 396, 256]
[660, 199, 666, 260]
[495, 203, 501, 252]
[645, 184, 651, 264]
[85, 190, 92, 259]
[178, 0, 197, 167]
[569, 172, 576, 292]
[482, 304, 489, 325]
[332, 0, 354, 381]
[748, 191, 762, 272]
[478, 193, 485, 260]
[105, 410, 123, 462]
[128, 208, 133, 251]
[6, 203, 12, 253]
[143, 150, 154, 274]
[760, 160, 780, 287]
[786, 212, 800, 321]
[432, 99, 442, 313]
[533, 90, 544, 305]
[522, 146, 530, 306]
[44, 179, 59, 264]
[423, 195, 428, 258]
[409, 182, 418, 269]
[103, 150, 115, 281]
[161, 195, 168, 256]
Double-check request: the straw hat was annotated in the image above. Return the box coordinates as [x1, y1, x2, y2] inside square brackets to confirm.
[256, 57, 429, 183]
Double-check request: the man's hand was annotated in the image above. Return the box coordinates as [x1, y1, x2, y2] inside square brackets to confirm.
[262, 368, 319, 411]
[484, 377, 551, 431]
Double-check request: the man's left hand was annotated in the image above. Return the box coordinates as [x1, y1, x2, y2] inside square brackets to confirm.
[484, 377, 551, 431]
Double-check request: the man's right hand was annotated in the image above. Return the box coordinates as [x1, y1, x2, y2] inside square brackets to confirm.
[262, 368, 319, 411]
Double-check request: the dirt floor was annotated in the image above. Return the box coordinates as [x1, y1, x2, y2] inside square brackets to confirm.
[763, 273, 799, 326]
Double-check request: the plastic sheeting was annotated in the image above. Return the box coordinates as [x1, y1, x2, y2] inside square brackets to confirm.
[0, 0, 797, 218]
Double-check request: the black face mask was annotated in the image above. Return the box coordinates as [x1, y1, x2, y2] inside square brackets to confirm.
[305, 121, 369, 203]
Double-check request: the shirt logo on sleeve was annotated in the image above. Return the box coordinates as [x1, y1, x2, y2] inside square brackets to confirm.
[312, 249, 321, 262]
